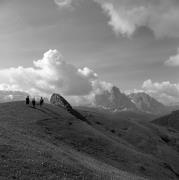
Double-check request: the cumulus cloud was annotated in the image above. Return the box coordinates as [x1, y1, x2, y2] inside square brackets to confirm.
[67, 80, 113, 106]
[0, 49, 112, 105]
[142, 79, 179, 104]
[165, 48, 179, 66]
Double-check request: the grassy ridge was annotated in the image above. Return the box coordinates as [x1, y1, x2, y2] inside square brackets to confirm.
[0, 101, 147, 180]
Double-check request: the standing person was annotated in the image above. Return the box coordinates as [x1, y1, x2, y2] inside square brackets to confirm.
[26, 96, 30, 105]
[40, 97, 44, 107]
[32, 98, 36, 108]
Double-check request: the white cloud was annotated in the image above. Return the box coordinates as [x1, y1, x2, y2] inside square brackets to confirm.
[92, 80, 113, 94]
[67, 80, 113, 106]
[54, 0, 73, 8]
[98, 2, 144, 37]
[142, 79, 179, 105]
[125, 89, 144, 95]
[93, 0, 179, 38]
[165, 48, 179, 66]
[78, 67, 98, 80]
[53, 0, 179, 37]
[0, 49, 112, 105]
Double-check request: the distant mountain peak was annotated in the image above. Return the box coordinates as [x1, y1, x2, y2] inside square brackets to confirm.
[111, 86, 121, 94]
[94, 86, 137, 112]
[93, 88, 170, 115]
[128, 92, 168, 115]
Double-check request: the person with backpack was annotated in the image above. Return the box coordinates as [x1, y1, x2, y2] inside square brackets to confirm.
[32, 98, 36, 108]
[26, 96, 30, 105]
[40, 97, 44, 107]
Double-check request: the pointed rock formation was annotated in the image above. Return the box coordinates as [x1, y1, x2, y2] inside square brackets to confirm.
[50, 93, 91, 124]
[50, 93, 72, 111]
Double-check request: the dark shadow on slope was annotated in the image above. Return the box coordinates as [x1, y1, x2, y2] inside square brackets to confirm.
[162, 163, 179, 179]
[68, 108, 91, 125]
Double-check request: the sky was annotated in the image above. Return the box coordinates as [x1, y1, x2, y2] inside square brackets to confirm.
[0, 0, 179, 105]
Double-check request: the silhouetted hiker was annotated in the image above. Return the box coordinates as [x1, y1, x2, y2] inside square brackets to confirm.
[32, 98, 36, 108]
[26, 96, 30, 105]
[40, 97, 44, 107]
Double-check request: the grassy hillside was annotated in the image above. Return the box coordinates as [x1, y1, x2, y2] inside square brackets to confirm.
[0, 101, 178, 179]
[77, 107, 179, 179]
[152, 110, 179, 131]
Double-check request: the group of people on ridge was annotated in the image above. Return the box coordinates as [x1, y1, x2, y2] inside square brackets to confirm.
[26, 96, 44, 108]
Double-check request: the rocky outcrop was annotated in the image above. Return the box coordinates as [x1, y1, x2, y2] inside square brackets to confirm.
[50, 93, 72, 111]
[50, 93, 91, 124]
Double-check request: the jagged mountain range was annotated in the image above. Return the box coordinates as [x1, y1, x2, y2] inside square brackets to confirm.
[94, 86, 137, 112]
[94, 86, 170, 115]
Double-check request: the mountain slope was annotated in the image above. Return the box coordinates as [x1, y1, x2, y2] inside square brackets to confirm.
[128, 92, 168, 115]
[152, 110, 179, 131]
[0, 101, 146, 180]
[0, 101, 178, 179]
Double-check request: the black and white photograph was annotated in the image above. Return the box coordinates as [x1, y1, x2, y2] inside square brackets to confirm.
[0, 0, 179, 179]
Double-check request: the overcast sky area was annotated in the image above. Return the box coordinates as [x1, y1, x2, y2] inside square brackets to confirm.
[0, 0, 179, 105]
